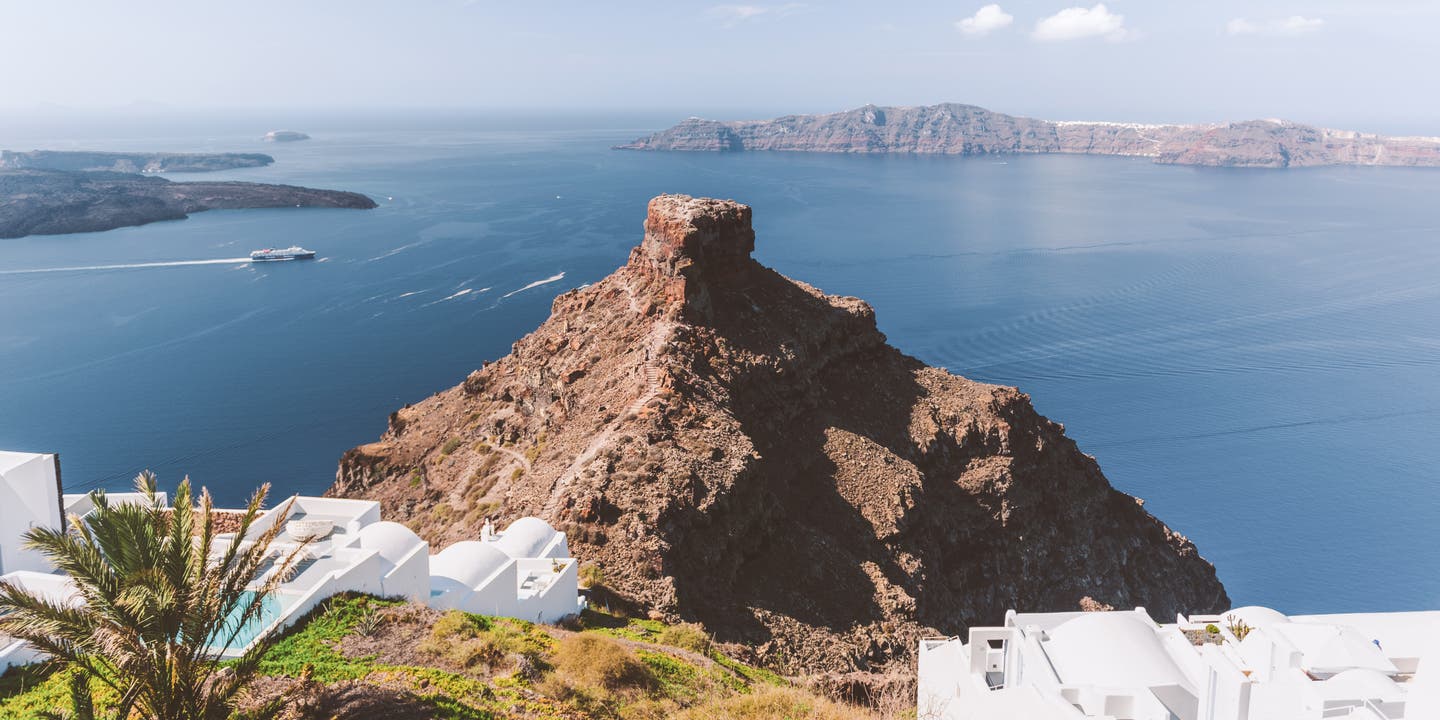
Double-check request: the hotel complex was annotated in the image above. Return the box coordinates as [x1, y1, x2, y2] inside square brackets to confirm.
[0, 450, 584, 672]
[918, 606, 1440, 719]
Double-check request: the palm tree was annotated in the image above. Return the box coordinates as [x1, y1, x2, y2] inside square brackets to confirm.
[0, 472, 306, 720]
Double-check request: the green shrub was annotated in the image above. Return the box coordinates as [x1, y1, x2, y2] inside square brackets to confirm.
[656, 623, 712, 655]
[441, 437, 464, 456]
[552, 634, 651, 690]
[578, 563, 605, 589]
[420, 611, 547, 671]
[1226, 615, 1254, 642]
[1205, 623, 1221, 635]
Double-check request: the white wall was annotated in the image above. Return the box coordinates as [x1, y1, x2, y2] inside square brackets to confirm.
[455, 561, 519, 618]
[381, 542, 431, 604]
[917, 638, 970, 720]
[518, 557, 582, 624]
[0, 635, 45, 674]
[0, 453, 62, 575]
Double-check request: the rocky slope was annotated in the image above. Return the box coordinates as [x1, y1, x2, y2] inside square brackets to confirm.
[0, 169, 376, 239]
[0, 150, 274, 173]
[618, 103, 1440, 168]
[332, 194, 1228, 673]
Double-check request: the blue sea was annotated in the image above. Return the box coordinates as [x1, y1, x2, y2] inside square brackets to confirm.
[2, 113, 1438, 615]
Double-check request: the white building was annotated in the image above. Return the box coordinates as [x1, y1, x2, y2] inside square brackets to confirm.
[0, 450, 585, 670]
[918, 606, 1440, 720]
[0, 451, 64, 576]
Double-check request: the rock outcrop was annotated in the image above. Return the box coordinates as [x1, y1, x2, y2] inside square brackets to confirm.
[0, 169, 376, 239]
[0, 150, 274, 173]
[332, 194, 1228, 673]
[619, 103, 1440, 168]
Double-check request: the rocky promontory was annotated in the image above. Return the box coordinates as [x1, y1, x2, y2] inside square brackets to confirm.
[619, 103, 1440, 168]
[0, 149, 274, 173]
[331, 194, 1229, 675]
[0, 169, 376, 239]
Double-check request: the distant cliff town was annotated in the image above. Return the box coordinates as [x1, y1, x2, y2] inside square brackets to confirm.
[619, 103, 1440, 169]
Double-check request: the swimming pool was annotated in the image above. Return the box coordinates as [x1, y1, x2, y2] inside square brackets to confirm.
[207, 591, 293, 655]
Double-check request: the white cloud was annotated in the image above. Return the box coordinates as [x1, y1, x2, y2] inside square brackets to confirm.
[1276, 15, 1325, 35]
[1032, 3, 1128, 42]
[706, 4, 805, 28]
[1225, 18, 1258, 36]
[957, 4, 1014, 36]
[1226, 15, 1324, 36]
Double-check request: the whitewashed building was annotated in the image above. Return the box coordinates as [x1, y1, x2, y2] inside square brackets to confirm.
[918, 606, 1440, 720]
[0, 450, 585, 670]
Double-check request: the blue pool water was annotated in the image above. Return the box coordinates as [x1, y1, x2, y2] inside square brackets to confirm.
[1, 113, 1438, 615]
[211, 591, 288, 653]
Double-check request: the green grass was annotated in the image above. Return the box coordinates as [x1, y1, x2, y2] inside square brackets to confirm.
[258, 594, 400, 681]
[0, 667, 120, 720]
[638, 649, 706, 702]
[579, 607, 666, 643]
[1, 596, 822, 720]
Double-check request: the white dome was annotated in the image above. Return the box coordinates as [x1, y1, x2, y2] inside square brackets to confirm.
[431, 540, 512, 588]
[1322, 668, 1401, 701]
[1226, 606, 1290, 630]
[494, 516, 563, 558]
[1046, 612, 1193, 690]
[351, 521, 425, 565]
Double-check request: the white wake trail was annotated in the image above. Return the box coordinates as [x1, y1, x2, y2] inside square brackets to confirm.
[502, 272, 566, 298]
[0, 257, 252, 275]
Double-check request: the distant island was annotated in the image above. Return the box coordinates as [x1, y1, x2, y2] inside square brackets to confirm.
[264, 130, 310, 142]
[0, 169, 376, 239]
[0, 150, 274, 174]
[619, 103, 1440, 169]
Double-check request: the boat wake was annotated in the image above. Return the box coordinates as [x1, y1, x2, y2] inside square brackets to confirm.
[0, 257, 252, 275]
[502, 272, 566, 298]
[421, 286, 492, 307]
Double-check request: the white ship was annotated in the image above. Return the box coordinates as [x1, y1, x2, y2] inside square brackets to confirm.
[249, 246, 316, 262]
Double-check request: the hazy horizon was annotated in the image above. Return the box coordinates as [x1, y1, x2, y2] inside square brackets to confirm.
[3, 1, 1440, 136]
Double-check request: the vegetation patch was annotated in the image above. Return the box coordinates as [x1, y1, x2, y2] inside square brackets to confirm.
[441, 437, 465, 456]
[2, 595, 889, 720]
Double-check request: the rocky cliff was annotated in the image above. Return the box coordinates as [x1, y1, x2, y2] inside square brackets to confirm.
[0, 169, 376, 239]
[0, 150, 274, 173]
[332, 194, 1228, 673]
[619, 103, 1440, 168]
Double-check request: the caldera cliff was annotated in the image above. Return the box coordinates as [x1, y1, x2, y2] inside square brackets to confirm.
[619, 103, 1440, 168]
[331, 194, 1228, 673]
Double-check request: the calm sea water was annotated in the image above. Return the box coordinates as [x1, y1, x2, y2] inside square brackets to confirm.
[2, 114, 1438, 615]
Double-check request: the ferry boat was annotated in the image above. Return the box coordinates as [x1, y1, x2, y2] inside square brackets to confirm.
[249, 246, 316, 262]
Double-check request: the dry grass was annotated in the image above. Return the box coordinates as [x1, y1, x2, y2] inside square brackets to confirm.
[417, 610, 534, 671]
[550, 634, 651, 691]
[655, 623, 711, 655]
[670, 686, 877, 720]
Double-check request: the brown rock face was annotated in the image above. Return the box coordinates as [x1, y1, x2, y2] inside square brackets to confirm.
[618, 103, 1440, 168]
[331, 194, 1228, 673]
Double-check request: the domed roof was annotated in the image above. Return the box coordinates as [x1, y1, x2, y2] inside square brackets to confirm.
[494, 517, 563, 559]
[1226, 606, 1290, 630]
[431, 540, 512, 588]
[351, 521, 425, 565]
[1046, 612, 1193, 690]
[1322, 668, 1401, 701]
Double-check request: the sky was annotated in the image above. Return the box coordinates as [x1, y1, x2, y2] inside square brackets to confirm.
[2, 1, 1437, 132]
